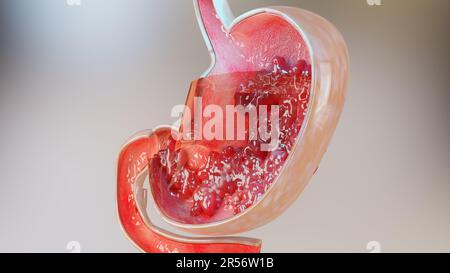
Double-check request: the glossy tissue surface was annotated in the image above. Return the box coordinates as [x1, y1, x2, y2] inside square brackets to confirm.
[145, 0, 314, 224]
[150, 57, 312, 224]
[117, 0, 349, 253]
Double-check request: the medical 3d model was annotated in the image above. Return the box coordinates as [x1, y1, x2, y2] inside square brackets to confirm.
[117, 0, 349, 253]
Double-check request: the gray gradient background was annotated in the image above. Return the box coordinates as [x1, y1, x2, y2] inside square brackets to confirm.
[0, 0, 449, 252]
